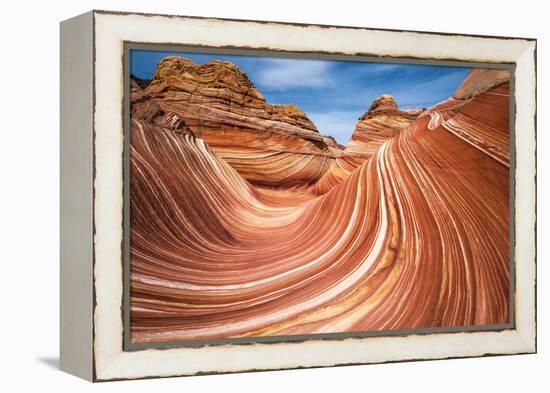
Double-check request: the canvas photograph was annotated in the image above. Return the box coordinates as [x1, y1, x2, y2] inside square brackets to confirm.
[126, 47, 512, 346]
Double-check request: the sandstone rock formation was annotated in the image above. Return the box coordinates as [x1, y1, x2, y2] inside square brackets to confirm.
[420, 68, 510, 166]
[130, 75, 151, 90]
[345, 94, 422, 158]
[310, 94, 422, 194]
[129, 64, 511, 343]
[453, 68, 510, 100]
[131, 56, 342, 188]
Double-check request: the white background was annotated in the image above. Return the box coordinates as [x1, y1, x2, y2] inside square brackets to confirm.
[0, 0, 546, 390]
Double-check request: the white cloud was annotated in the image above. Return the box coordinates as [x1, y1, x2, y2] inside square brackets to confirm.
[307, 111, 360, 145]
[256, 59, 333, 90]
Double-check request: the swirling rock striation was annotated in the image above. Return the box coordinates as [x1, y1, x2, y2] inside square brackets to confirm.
[131, 57, 343, 188]
[453, 68, 511, 100]
[344, 94, 422, 158]
[310, 95, 422, 195]
[129, 66, 511, 343]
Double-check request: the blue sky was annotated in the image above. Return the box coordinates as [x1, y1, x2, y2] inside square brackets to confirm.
[131, 49, 470, 144]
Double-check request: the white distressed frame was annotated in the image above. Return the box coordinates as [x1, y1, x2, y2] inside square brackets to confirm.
[88, 11, 536, 381]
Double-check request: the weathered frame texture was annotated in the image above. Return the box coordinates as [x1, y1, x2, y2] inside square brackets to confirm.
[60, 10, 537, 382]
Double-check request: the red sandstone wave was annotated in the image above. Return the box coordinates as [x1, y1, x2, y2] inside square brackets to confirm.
[129, 69, 510, 343]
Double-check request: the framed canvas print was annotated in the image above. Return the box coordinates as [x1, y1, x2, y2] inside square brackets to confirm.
[60, 10, 537, 382]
